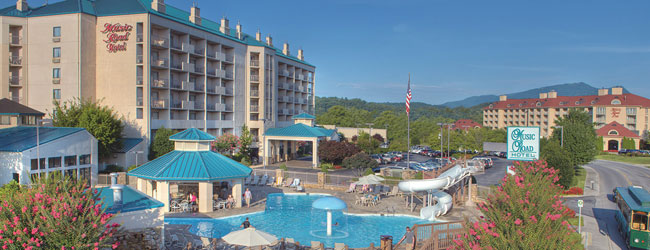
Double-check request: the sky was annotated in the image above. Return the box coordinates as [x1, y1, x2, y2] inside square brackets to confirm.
[17, 0, 650, 105]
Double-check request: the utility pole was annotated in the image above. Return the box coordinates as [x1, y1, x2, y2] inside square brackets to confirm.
[437, 123, 444, 158]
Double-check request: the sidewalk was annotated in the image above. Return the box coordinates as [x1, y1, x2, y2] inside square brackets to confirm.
[581, 165, 617, 250]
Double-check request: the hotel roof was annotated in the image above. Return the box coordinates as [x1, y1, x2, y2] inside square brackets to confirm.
[264, 123, 336, 138]
[0, 0, 314, 67]
[0, 126, 86, 152]
[127, 150, 252, 181]
[595, 122, 640, 139]
[484, 93, 650, 110]
[168, 128, 216, 141]
[0, 98, 45, 116]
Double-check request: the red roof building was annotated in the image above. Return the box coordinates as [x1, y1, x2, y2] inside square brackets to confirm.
[453, 119, 482, 131]
[596, 122, 641, 151]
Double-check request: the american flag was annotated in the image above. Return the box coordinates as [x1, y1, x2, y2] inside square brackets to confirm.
[406, 75, 412, 115]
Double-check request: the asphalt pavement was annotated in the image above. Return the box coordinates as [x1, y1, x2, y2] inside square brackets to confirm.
[473, 157, 511, 186]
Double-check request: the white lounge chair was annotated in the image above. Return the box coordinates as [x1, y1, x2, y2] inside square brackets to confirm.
[251, 175, 260, 186]
[290, 178, 300, 188]
[267, 177, 275, 186]
[245, 175, 253, 185]
[283, 178, 294, 187]
[335, 243, 348, 250]
[259, 175, 268, 186]
[311, 241, 323, 250]
[346, 183, 356, 193]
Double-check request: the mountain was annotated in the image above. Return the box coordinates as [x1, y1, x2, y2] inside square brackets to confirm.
[440, 82, 619, 108]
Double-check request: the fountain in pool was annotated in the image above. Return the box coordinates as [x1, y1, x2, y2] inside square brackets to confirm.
[310, 196, 350, 239]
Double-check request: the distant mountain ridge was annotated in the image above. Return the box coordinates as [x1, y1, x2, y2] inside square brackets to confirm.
[440, 82, 627, 108]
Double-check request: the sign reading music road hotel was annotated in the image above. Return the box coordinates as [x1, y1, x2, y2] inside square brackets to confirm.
[507, 126, 540, 161]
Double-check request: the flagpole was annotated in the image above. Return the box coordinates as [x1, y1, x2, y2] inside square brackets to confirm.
[407, 73, 411, 170]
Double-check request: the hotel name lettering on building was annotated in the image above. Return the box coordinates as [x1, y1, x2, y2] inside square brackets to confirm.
[507, 127, 540, 161]
[101, 23, 132, 53]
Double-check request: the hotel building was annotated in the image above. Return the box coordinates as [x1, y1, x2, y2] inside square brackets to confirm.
[483, 87, 650, 150]
[0, 0, 316, 158]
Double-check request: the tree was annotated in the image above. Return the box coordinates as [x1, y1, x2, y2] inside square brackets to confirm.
[342, 152, 378, 176]
[239, 125, 254, 161]
[454, 161, 582, 249]
[0, 172, 120, 249]
[551, 109, 597, 166]
[596, 136, 604, 151]
[621, 137, 636, 150]
[51, 99, 124, 158]
[372, 134, 384, 142]
[318, 140, 360, 165]
[214, 133, 240, 155]
[542, 140, 574, 188]
[356, 132, 381, 154]
[149, 127, 175, 160]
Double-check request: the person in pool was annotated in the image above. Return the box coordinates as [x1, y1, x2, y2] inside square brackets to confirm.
[240, 217, 252, 229]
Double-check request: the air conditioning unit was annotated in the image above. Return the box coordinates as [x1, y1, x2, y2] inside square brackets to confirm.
[52, 78, 60, 84]
[52, 58, 60, 63]
[52, 37, 61, 42]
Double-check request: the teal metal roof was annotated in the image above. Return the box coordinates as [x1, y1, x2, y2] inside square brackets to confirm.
[264, 123, 335, 138]
[293, 113, 316, 119]
[97, 185, 163, 214]
[127, 150, 252, 181]
[0, 0, 313, 67]
[0, 126, 86, 152]
[116, 138, 143, 153]
[169, 128, 216, 141]
[616, 186, 650, 213]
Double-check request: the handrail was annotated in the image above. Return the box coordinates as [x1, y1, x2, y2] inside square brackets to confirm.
[412, 221, 464, 250]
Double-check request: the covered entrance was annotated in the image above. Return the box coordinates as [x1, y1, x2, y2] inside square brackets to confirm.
[608, 140, 619, 151]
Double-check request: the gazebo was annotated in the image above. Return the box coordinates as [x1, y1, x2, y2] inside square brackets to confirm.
[127, 128, 252, 213]
[262, 113, 338, 168]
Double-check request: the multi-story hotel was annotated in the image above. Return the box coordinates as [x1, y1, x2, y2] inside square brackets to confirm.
[483, 87, 650, 150]
[0, 0, 315, 158]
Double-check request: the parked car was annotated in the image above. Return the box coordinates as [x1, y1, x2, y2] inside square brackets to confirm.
[381, 154, 393, 163]
[370, 154, 384, 164]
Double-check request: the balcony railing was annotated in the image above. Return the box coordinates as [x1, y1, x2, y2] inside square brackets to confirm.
[170, 80, 183, 89]
[250, 60, 259, 67]
[136, 97, 143, 106]
[182, 101, 194, 109]
[193, 66, 204, 74]
[136, 76, 143, 85]
[207, 87, 216, 94]
[250, 75, 259, 82]
[224, 72, 233, 80]
[182, 43, 193, 53]
[136, 55, 143, 64]
[11, 96, 23, 103]
[136, 33, 143, 42]
[171, 41, 182, 50]
[225, 88, 233, 95]
[194, 83, 204, 92]
[170, 101, 182, 109]
[151, 99, 168, 109]
[182, 62, 194, 72]
[171, 63, 182, 70]
[207, 69, 216, 76]
[282, 70, 290, 77]
[194, 102, 204, 110]
[206, 104, 216, 111]
[224, 55, 234, 63]
[9, 76, 21, 86]
[152, 58, 168, 67]
[151, 79, 168, 88]
[225, 104, 233, 112]
[151, 36, 168, 47]
[250, 105, 259, 112]
[182, 81, 194, 91]
[9, 35, 21, 45]
[9, 56, 22, 66]
[250, 90, 259, 97]
[194, 48, 204, 55]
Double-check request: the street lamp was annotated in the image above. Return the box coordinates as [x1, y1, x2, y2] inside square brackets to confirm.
[437, 123, 452, 159]
[261, 118, 269, 169]
[553, 126, 564, 147]
[131, 151, 144, 167]
[365, 123, 374, 154]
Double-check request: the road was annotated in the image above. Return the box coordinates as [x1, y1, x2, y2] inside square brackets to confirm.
[473, 157, 511, 186]
[563, 160, 650, 250]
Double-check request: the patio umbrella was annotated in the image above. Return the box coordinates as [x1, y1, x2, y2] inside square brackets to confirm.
[363, 174, 385, 182]
[222, 227, 278, 247]
[354, 177, 381, 185]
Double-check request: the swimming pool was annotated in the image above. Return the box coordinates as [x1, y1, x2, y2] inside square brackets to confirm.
[165, 193, 430, 248]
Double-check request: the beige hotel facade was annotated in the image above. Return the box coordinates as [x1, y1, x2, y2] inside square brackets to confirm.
[0, 0, 315, 157]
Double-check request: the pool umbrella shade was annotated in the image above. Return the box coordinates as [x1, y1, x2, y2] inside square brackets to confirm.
[363, 175, 385, 182]
[354, 177, 381, 185]
[222, 228, 278, 247]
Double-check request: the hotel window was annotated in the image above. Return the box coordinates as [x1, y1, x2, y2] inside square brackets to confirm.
[53, 89, 61, 99]
[30, 158, 45, 170]
[0, 115, 10, 125]
[152, 111, 159, 119]
[53, 47, 61, 58]
[48, 157, 62, 168]
[53, 26, 61, 37]
[64, 156, 77, 167]
[136, 108, 143, 119]
[79, 154, 91, 165]
[21, 115, 36, 125]
[53, 68, 60, 78]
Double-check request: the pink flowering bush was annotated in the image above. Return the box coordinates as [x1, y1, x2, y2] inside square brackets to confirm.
[453, 160, 582, 250]
[213, 133, 241, 155]
[0, 172, 120, 249]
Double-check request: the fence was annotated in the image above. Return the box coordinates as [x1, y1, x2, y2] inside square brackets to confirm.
[250, 169, 356, 189]
[97, 172, 137, 189]
[413, 221, 465, 250]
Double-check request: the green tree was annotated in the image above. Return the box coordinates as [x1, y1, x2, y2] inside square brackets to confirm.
[357, 132, 381, 154]
[239, 125, 254, 161]
[621, 137, 636, 150]
[552, 109, 597, 166]
[51, 98, 124, 158]
[149, 127, 175, 160]
[542, 140, 574, 188]
[596, 136, 604, 151]
[342, 152, 378, 176]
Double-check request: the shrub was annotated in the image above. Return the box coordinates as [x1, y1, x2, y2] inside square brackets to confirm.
[562, 187, 584, 195]
[279, 163, 288, 171]
[0, 180, 20, 197]
[100, 164, 123, 174]
[321, 164, 329, 173]
[342, 152, 378, 176]
[0, 172, 120, 249]
[453, 160, 582, 250]
[318, 141, 360, 165]
[415, 172, 423, 180]
[240, 157, 251, 167]
[127, 165, 139, 172]
[364, 168, 374, 176]
[150, 127, 175, 160]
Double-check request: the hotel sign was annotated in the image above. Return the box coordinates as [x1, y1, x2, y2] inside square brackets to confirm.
[507, 126, 540, 161]
[101, 23, 132, 53]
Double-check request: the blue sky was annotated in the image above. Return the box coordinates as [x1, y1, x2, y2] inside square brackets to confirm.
[22, 0, 650, 104]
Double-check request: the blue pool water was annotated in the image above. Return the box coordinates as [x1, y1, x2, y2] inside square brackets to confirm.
[165, 193, 429, 248]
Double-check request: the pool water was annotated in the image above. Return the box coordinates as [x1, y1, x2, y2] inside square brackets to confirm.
[165, 193, 429, 248]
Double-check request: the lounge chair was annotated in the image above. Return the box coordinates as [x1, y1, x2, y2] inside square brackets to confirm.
[284, 178, 294, 187]
[335, 243, 348, 250]
[290, 178, 300, 188]
[275, 176, 284, 187]
[267, 177, 275, 186]
[251, 175, 260, 186]
[382, 186, 391, 196]
[310, 241, 324, 250]
[259, 175, 268, 186]
[389, 186, 399, 196]
[245, 175, 252, 185]
[346, 183, 356, 193]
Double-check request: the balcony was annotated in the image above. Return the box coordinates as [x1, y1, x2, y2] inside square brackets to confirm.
[224, 55, 234, 63]
[250, 60, 259, 67]
[225, 104, 233, 112]
[298, 74, 304, 81]
[52, 78, 60, 85]
[225, 88, 233, 96]
[171, 63, 182, 70]
[170, 80, 183, 90]
[282, 96, 289, 102]
[151, 79, 168, 88]
[194, 83, 204, 92]
[627, 119, 637, 124]
[250, 75, 259, 82]
[192, 65, 204, 74]
[9, 56, 22, 66]
[9, 35, 21, 46]
[151, 36, 168, 48]
[136, 76, 143, 85]
[194, 102, 204, 110]
[206, 69, 216, 76]
[207, 87, 216, 94]
[170, 101, 182, 109]
[11, 96, 23, 103]
[136, 33, 143, 43]
[151, 99, 168, 109]
[193, 47, 204, 55]
[250, 105, 259, 112]
[136, 97, 143, 106]
[224, 72, 233, 80]
[136, 55, 143, 64]
[152, 58, 168, 68]
[250, 90, 259, 97]
[182, 43, 193, 53]
[182, 101, 194, 109]
[182, 62, 194, 72]
[281, 70, 290, 77]
[206, 104, 216, 111]
[170, 41, 182, 50]
[9, 76, 22, 86]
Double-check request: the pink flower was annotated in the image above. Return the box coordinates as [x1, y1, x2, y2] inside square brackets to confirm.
[529, 215, 537, 223]
[514, 218, 522, 225]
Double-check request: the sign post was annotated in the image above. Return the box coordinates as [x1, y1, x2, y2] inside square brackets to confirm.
[577, 199, 583, 234]
[507, 127, 540, 161]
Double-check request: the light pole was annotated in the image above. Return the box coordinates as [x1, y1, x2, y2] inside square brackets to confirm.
[261, 118, 268, 169]
[36, 119, 41, 179]
[366, 123, 374, 154]
[437, 123, 444, 158]
[447, 123, 450, 160]
[554, 126, 564, 147]
[132, 151, 144, 167]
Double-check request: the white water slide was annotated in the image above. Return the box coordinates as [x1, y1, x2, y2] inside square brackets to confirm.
[397, 165, 474, 221]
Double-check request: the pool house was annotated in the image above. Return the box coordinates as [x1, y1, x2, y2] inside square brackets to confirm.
[127, 128, 252, 213]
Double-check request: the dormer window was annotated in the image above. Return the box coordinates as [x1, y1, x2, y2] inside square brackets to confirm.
[507, 104, 512, 108]
[611, 99, 621, 105]
[536, 102, 542, 107]
[608, 130, 619, 135]
[559, 101, 567, 106]
[489, 104, 493, 108]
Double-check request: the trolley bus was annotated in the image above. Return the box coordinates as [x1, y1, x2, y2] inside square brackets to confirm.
[613, 186, 650, 249]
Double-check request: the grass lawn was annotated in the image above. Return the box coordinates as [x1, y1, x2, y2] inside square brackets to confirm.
[567, 217, 585, 227]
[572, 166, 586, 190]
[595, 154, 650, 167]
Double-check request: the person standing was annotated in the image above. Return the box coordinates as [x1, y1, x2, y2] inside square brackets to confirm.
[244, 188, 252, 208]
[395, 226, 416, 250]
[190, 192, 198, 212]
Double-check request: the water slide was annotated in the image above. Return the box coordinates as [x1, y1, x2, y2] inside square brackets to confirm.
[398, 165, 474, 221]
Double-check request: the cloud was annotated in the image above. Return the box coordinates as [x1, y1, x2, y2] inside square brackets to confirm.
[466, 64, 559, 72]
[560, 46, 650, 53]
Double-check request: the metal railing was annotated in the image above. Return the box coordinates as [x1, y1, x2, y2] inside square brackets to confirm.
[151, 99, 168, 109]
[225, 104, 233, 111]
[207, 87, 216, 94]
[9, 56, 22, 65]
[194, 84, 204, 92]
[151, 36, 168, 47]
[171, 41, 182, 50]
[225, 88, 233, 95]
[250, 90, 259, 97]
[136, 98, 143, 106]
[224, 55, 234, 63]
[136, 76, 143, 85]
[207, 69, 216, 76]
[152, 58, 168, 67]
[11, 96, 23, 103]
[136, 33, 143, 42]
[9, 76, 21, 86]
[250, 105, 259, 112]
[225, 72, 233, 79]
[194, 102, 204, 110]
[136, 55, 143, 64]
[170, 81, 182, 89]
[182, 81, 194, 91]
[9, 35, 21, 45]
[250, 75, 259, 82]
[250, 60, 259, 67]
[170, 101, 182, 109]
[194, 48, 204, 55]
[206, 104, 216, 111]
[151, 79, 168, 88]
